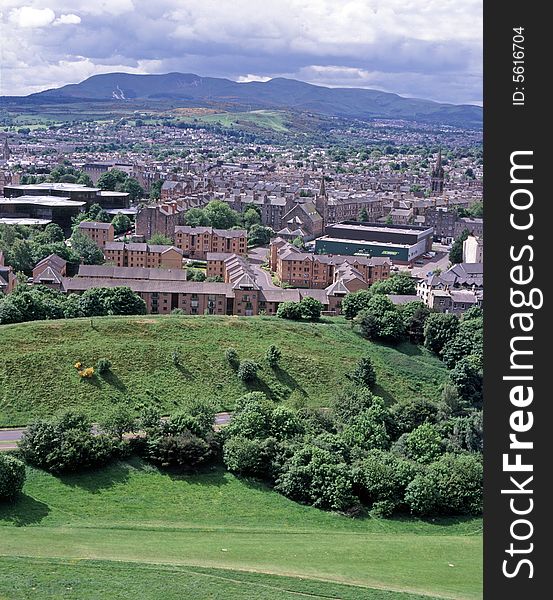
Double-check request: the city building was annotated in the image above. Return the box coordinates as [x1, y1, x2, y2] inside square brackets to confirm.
[463, 235, 484, 263]
[0, 196, 85, 233]
[103, 242, 183, 269]
[315, 221, 433, 264]
[174, 226, 247, 259]
[77, 221, 115, 248]
[0, 251, 16, 294]
[32, 254, 67, 289]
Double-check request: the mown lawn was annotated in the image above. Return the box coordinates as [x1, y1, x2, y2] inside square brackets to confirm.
[0, 316, 448, 426]
[0, 461, 482, 600]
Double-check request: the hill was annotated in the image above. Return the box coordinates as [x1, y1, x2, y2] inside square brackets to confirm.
[0, 315, 448, 427]
[6, 72, 482, 127]
[0, 460, 483, 599]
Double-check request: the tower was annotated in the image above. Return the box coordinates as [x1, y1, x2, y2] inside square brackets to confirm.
[2, 138, 10, 161]
[315, 175, 328, 230]
[430, 149, 445, 195]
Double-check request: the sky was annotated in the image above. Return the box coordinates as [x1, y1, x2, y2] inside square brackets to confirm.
[0, 0, 482, 105]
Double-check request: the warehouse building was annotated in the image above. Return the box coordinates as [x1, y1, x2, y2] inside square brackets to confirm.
[314, 221, 433, 264]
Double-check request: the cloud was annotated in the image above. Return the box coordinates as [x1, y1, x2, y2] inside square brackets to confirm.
[53, 13, 81, 26]
[0, 0, 482, 104]
[8, 6, 55, 28]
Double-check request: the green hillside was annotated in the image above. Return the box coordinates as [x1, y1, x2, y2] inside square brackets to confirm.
[0, 461, 483, 599]
[0, 316, 448, 427]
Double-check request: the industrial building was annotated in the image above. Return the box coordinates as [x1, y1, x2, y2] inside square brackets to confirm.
[314, 221, 433, 264]
[0, 196, 85, 233]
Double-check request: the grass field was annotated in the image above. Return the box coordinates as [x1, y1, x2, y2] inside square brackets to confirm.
[0, 316, 448, 427]
[0, 460, 482, 599]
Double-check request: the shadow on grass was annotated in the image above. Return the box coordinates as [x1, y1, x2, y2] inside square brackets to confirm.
[163, 464, 230, 487]
[58, 460, 139, 493]
[273, 366, 307, 397]
[101, 371, 127, 393]
[244, 376, 278, 401]
[372, 384, 395, 405]
[0, 493, 50, 526]
[175, 364, 192, 379]
[394, 342, 423, 357]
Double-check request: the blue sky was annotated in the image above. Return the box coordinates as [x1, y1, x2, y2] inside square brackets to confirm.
[0, 0, 482, 105]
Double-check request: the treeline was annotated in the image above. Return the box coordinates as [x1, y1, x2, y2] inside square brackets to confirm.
[0, 285, 146, 325]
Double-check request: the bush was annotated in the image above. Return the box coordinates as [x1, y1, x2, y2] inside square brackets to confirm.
[225, 347, 240, 369]
[223, 436, 276, 477]
[346, 356, 376, 388]
[341, 400, 391, 451]
[265, 344, 281, 368]
[405, 453, 483, 516]
[99, 405, 135, 440]
[299, 297, 323, 321]
[423, 313, 459, 355]
[237, 360, 260, 382]
[0, 454, 26, 501]
[341, 289, 372, 320]
[18, 411, 116, 473]
[402, 423, 443, 464]
[332, 386, 379, 424]
[96, 358, 112, 374]
[172, 349, 181, 366]
[146, 431, 213, 470]
[276, 301, 303, 320]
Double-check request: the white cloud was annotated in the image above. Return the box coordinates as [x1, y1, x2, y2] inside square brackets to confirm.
[236, 74, 272, 83]
[8, 6, 55, 28]
[53, 13, 81, 26]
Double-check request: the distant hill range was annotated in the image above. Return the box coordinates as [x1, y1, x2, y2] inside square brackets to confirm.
[5, 72, 482, 128]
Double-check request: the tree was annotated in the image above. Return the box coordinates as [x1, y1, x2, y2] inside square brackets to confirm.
[9, 238, 34, 273]
[97, 169, 128, 191]
[147, 233, 172, 245]
[237, 360, 260, 382]
[405, 453, 483, 516]
[242, 207, 261, 229]
[299, 296, 322, 321]
[204, 200, 239, 229]
[225, 347, 240, 369]
[18, 411, 115, 473]
[111, 213, 132, 235]
[402, 423, 443, 464]
[0, 454, 26, 501]
[266, 345, 281, 368]
[370, 273, 416, 295]
[149, 179, 164, 200]
[119, 177, 144, 202]
[449, 229, 470, 264]
[358, 206, 369, 222]
[398, 301, 432, 343]
[43, 223, 65, 243]
[448, 355, 483, 407]
[355, 295, 405, 343]
[341, 399, 391, 451]
[347, 356, 376, 389]
[223, 436, 276, 477]
[248, 224, 273, 246]
[341, 289, 372, 320]
[104, 287, 147, 316]
[442, 315, 483, 369]
[146, 432, 213, 470]
[423, 313, 459, 355]
[184, 208, 211, 227]
[332, 386, 380, 424]
[276, 301, 303, 320]
[389, 398, 438, 438]
[71, 231, 105, 265]
[78, 287, 109, 317]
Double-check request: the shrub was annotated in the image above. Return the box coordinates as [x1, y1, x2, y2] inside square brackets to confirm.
[18, 411, 116, 473]
[346, 356, 376, 388]
[223, 436, 276, 477]
[332, 386, 379, 424]
[225, 347, 239, 369]
[237, 360, 260, 382]
[100, 405, 135, 440]
[405, 453, 483, 516]
[402, 423, 443, 464]
[276, 301, 303, 320]
[0, 454, 26, 501]
[299, 296, 323, 321]
[96, 358, 112, 374]
[265, 344, 282, 368]
[146, 431, 213, 470]
[423, 313, 459, 355]
[171, 349, 181, 366]
[341, 289, 372, 320]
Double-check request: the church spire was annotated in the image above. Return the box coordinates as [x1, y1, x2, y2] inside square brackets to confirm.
[430, 148, 445, 195]
[2, 137, 10, 161]
[319, 175, 327, 198]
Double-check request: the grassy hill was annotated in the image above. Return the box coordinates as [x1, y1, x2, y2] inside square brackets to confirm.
[0, 316, 448, 427]
[0, 460, 483, 599]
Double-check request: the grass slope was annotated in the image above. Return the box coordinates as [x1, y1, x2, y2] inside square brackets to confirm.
[0, 461, 482, 599]
[0, 316, 448, 426]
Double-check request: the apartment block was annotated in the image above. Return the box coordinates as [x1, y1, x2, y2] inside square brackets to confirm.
[104, 242, 183, 269]
[174, 226, 247, 260]
[77, 221, 115, 248]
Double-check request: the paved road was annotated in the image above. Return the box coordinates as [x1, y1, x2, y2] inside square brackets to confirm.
[0, 412, 233, 451]
[247, 246, 280, 289]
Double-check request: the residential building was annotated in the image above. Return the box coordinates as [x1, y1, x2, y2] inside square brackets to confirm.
[0, 250, 16, 294]
[77, 221, 115, 248]
[104, 242, 183, 269]
[174, 226, 247, 259]
[32, 254, 67, 289]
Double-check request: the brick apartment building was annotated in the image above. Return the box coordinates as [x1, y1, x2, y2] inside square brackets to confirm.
[77, 221, 115, 248]
[269, 238, 391, 288]
[174, 226, 247, 259]
[104, 242, 183, 269]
